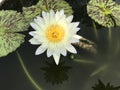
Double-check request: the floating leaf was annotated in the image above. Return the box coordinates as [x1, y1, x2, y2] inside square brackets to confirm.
[0, 10, 27, 57]
[0, 10, 28, 32]
[36, 0, 73, 16]
[87, 0, 120, 28]
[73, 37, 97, 54]
[0, 33, 25, 57]
[92, 80, 120, 90]
[22, 5, 42, 23]
[111, 5, 120, 26]
[23, 0, 73, 23]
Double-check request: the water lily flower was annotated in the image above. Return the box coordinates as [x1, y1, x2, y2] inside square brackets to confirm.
[29, 10, 82, 65]
[0, 0, 4, 3]
[0, 0, 4, 6]
[87, 0, 120, 28]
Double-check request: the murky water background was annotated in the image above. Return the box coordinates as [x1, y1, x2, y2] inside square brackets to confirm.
[0, 0, 120, 90]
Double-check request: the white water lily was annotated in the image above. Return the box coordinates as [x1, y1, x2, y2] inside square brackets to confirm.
[0, 0, 4, 6]
[0, 0, 4, 3]
[29, 10, 82, 65]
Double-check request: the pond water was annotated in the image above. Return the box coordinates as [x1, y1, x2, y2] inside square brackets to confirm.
[0, 0, 120, 90]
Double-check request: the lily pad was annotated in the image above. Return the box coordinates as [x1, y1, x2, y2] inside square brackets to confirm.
[36, 0, 73, 16]
[87, 0, 120, 28]
[22, 0, 73, 23]
[22, 5, 42, 23]
[0, 10, 27, 57]
[0, 10, 28, 32]
[111, 5, 120, 26]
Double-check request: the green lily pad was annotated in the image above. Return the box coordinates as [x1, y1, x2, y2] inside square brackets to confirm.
[22, 5, 42, 23]
[87, 0, 120, 28]
[0, 33, 25, 57]
[22, 0, 73, 23]
[0, 10, 27, 57]
[111, 5, 120, 26]
[36, 0, 73, 16]
[0, 10, 28, 32]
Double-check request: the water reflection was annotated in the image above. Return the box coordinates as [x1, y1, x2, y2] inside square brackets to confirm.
[0, 0, 120, 90]
[41, 61, 71, 85]
[92, 80, 120, 90]
[82, 27, 120, 90]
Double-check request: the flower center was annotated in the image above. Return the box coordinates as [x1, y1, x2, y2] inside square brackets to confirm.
[46, 24, 65, 42]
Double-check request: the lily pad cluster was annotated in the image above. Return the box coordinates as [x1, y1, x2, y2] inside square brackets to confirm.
[0, 0, 73, 57]
[0, 10, 28, 57]
[22, 0, 73, 23]
[87, 0, 120, 28]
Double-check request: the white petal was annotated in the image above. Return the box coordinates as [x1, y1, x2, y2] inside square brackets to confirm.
[68, 23, 80, 35]
[49, 10, 55, 22]
[55, 11, 59, 21]
[34, 18, 39, 25]
[73, 22, 80, 27]
[45, 13, 50, 23]
[42, 11, 47, 18]
[35, 45, 46, 55]
[34, 18, 45, 29]
[50, 10, 55, 16]
[47, 48, 54, 57]
[30, 22, 40, 31]
[66, 44, 77, 54]
[73, 35, 82, 39]
[70, 38, 79, 43]
[36, 17, 46, 30]
[29, 38, 41, 45]
[29, 31, 36, 36]
[69, 22, 80, 32]
[36, 16, 43, 23]
[53, 53, 60, 65]
[42, 11, 49, 24]
[66, 15, 73, 23]
[59, 9, 64, 17]
[55, 10, 65, 22]
[75, 28, 80, 32]
[60, 48, 67, 56]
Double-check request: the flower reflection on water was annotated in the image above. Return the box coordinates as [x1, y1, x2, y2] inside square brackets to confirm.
[41, 61, 71, 85]
[92, 79, 120, 90]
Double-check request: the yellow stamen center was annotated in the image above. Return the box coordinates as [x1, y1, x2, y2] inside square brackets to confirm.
[46, 24, 65, 42]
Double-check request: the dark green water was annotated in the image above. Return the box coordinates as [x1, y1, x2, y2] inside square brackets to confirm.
[0, 0, 120, 90]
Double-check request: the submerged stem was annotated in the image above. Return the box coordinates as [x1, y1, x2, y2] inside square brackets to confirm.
[92, 21, 98, 40]
[16, 51, 42, 90]
[108, 27, 112, 42]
